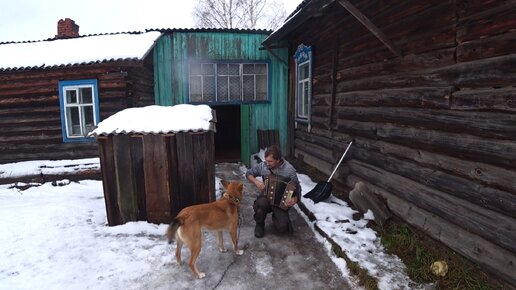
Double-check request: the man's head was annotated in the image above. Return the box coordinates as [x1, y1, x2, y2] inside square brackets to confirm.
[264, 145, 282, 169]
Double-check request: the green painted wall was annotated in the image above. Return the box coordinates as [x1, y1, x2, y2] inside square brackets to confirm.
[154, 32, 288, 165]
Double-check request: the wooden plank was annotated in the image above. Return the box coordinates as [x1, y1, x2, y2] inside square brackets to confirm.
[348, 160, 516, 253]
[113, 135, 139, 223]
[346, 174, 516, 287]
[176, 132, 196, 209]
[130, 135, 146, 221]
[165, 134, 181, 217]
[97, 137, 122, 226]
[192, 132, 210, 204]
[142, 134, 171, 224]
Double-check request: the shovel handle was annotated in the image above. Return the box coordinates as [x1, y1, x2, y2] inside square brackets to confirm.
[327, 141, 353, 182]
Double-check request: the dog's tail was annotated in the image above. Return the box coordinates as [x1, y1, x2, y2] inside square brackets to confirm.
[166, 217, 183, 244]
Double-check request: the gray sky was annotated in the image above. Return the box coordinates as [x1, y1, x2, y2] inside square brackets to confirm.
[0, 0, 301, 43]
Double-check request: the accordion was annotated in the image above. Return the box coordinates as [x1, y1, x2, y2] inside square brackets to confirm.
[264, 175, 297, 210]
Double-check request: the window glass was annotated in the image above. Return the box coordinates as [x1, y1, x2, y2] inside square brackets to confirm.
[66, 107, 81, 136]
[243, 64, 254, 74]
[189, 76, 202, 102]
[80, 87, 92, 104]
[256, 75, 267, 101]
[229, 76, 241, 101]
[203, 76, 215, 102]
[243, 75, 255, 101]
[217, 76, 229, 102]
[66, 90, 77, 104]
[189, 62, 268, 103]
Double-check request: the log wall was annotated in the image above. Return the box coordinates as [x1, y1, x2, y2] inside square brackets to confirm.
[0, 62, 154, 164]
[287, 0, 516, 286]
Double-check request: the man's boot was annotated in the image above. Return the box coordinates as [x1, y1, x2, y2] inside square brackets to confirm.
[254, 222, 265, 238]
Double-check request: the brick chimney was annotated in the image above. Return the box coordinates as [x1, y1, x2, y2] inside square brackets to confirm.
[56, 18, 80, 39]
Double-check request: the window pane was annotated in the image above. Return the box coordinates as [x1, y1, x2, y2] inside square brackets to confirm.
[83, 106, 95, 134]
[203, 76, 215, 102]
[303, 82, 309, 116]
[228, 64, 240, 75]
[66, 90, 77, 104]
[243, 64, 254, 74]
[256, 75, 267, 100]
[255, 64, 267, 74]
[202, 63, 214, 75]
[217, 76, 229, 102]
[66, 107, 81, 136]
[243, 75, 255, 101]
[299, 63, 309, 80]
[189, 76, 202, 102]
[229, 76, 241, 101]
[217, 64, 228, 75]
[80, 87, 93, 104]
[190, 63, 201, 75]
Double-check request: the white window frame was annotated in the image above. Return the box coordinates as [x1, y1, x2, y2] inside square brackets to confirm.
[294, 44, 312, 123]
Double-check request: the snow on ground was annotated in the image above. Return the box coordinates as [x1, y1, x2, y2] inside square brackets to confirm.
[1, 158, 421, 290]
[0, 158, 99, 179]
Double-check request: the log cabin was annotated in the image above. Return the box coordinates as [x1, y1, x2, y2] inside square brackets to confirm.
[0, 19, 159, 164]
[263, 0, 516, 287]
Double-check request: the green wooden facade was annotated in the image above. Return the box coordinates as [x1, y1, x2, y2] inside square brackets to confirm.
[153, 31, 288, 165]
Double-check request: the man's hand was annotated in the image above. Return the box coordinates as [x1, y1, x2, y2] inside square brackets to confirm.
[286, 196, 298, 207]
[254, 180, 266, 192]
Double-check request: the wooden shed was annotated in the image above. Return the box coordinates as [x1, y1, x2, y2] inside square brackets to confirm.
[0, 19, 160, 164]
[263, 0, 516, 287]
[90, 104, 216, 226]
[152, 28, 289, 165]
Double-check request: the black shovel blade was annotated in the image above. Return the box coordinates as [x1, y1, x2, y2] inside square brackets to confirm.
[304, 182, 333, 203]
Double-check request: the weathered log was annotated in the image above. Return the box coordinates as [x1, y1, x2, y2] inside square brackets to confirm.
[353, 138, 516, 194]
[352, 145, 516, 217]
[335, 87, 451, 108]
[451, 87, 516, 112]
[333, 106, 516, 140]
[348, 160, 516, 253]
[346, 174, 516, 287]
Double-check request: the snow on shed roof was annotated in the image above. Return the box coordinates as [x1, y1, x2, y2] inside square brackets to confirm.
[89, 104, 216, 137]
[0, 31, 161, 71]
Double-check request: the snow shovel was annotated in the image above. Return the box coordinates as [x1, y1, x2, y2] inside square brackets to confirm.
[303, 141, 353, 203]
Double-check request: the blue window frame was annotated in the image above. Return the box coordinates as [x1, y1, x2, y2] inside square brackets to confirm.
[294, 44, 312, 122]
[188, 60, 270, 104]
[58, 79, 100, 143]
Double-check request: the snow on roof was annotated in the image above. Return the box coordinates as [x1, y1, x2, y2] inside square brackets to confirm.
[89, 104, 215, 136]
[0, 31, 161, 71]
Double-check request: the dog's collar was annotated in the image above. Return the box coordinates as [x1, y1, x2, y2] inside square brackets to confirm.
[223, 192, 240, 204]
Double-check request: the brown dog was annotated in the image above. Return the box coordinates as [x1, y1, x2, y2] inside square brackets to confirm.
[166, 180, 244, 278]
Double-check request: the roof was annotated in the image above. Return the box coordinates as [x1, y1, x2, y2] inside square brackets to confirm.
[263, 0, 334, 46]
[146, 27, 272, 35]
[89, 104, 216, 136]
[0, 31, 161, 72]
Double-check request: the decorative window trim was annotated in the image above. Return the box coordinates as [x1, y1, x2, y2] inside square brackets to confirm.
[58, 79, 100, 143]
[294, 44, 312, 124]
[187, 60, 271, 104]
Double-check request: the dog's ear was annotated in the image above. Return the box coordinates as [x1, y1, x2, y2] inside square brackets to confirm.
[221, 180, 229, 189]
[238, 182, 243, 193]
